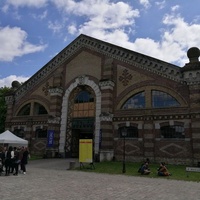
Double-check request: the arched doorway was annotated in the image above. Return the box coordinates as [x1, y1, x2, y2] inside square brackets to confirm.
[66, 86, 95, 158]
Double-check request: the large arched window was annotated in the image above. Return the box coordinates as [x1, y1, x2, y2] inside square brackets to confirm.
[160, 125, 185, 138]
[119, 126, 138, 138]
[73, 90, 95, 118]
[121, 92, 145, 109]
[152, 90, 180, 108]
[33, 102, 48, 115]
[17, 103, 31, 116]
[17, 102, 48, 116]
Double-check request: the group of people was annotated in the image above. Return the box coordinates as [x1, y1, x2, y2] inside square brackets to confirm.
[138, 158, 171, 176]
[0, 145, 29, 176]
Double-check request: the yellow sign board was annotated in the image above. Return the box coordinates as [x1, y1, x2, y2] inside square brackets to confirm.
[79, 139, 93, 163]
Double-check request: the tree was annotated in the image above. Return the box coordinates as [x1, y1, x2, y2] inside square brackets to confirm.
[0, 86, 12, 133]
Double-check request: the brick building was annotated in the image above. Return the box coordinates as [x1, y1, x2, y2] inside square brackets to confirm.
[5, 34, 200, 165]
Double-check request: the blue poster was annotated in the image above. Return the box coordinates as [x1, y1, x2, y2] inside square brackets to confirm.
[47, 130, 54, 147]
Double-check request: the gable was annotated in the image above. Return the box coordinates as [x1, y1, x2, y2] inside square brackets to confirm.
[13, 34, 182, 101]
[66, 50, 102, 83]
[117, 64, 154, 96]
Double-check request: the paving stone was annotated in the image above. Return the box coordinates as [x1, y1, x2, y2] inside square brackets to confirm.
[1, 159, 200, 200]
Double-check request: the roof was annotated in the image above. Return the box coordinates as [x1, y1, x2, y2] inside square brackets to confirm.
[12, 34, 183, 101]
[0, 130, 28, 145]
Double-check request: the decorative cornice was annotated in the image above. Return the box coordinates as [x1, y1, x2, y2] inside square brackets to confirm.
[48, 116, 60, 124]
[5, 95, 14, 105]
[113, 113, 199, 121]
[48, 87, 64, 96]
[14, 34, 184, 101]
[99, 79, 115, 90]
[75, 75, 89, 85]
[100, 112, 113, 122]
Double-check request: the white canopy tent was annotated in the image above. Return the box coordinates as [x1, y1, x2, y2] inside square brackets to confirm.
[0, 130, 28, 146]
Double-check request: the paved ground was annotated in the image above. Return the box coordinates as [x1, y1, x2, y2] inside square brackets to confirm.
[1, 159, 200, 200]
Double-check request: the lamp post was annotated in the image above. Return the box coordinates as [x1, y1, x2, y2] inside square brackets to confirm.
[121, 127, 127, 173]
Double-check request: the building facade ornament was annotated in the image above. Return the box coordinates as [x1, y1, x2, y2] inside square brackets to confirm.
[100, 112, 113, 122]
[5, 95, 14, 105]
[99, 79, 115, 90]
[48, 87, 64, 96]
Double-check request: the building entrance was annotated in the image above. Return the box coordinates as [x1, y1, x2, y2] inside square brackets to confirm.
[71, 118, 94, 158]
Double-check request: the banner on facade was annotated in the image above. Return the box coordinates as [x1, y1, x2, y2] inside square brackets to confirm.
[79, 139, 93, 163]
[47, 130, 54, 147]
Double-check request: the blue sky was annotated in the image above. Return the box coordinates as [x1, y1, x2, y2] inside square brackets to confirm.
[0, 0, 200, 87]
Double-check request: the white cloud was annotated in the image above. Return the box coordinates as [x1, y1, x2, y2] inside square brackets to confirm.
[139, 0, 151, 9]
[53, 0, 139, 39]
[53, 0, 139, 27]
[0, 75, 29, 88]
[68, 24, 77, 35]
[5, 0, 48, 8]
[171, 5, 180, 12]
[155, 1, 166, 9]
[132, 13, 200, 66]
[32, 10, 48, 20]
[0, 26, 47, 62]
[48, 20, 64, 33]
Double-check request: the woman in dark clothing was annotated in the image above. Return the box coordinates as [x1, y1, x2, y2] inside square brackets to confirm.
[13, 147, 20, 176]
[21, 147, 29, 174]
[5, 146, 14, 176]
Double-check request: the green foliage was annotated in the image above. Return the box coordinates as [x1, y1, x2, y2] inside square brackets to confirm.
[0, 86, 12, 133]
[78, 161, 200, 182]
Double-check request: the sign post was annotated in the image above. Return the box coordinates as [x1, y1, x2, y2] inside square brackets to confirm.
[79, 139, 95, 169]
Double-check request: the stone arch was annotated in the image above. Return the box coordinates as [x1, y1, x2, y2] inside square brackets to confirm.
[59, 75, 101, 156]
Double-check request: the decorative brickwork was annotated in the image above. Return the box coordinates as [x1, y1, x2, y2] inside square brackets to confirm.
[4, 35, 200, 164]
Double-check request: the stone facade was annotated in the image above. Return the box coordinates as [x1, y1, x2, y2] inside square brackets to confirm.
[5, 35, 200, 165]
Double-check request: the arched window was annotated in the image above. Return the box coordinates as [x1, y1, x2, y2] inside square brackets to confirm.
[152, 90, 180, 108]
[160, 125, 185, 138]
[33, 102, 48, 115]
[121, 92, 145, 109]
[17, 103, 31, 116]
[73, 90, 95, 118]
[119, 126, 138, 138]
[75, 91, 94, 103]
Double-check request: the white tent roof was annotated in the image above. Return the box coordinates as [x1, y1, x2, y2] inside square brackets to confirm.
[0, 130, 28, 145]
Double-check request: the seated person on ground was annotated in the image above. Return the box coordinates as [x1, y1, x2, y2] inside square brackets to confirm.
[157, 162, 171, 176]
[138, 158, 150, 173]
[140, 162, 151, 175]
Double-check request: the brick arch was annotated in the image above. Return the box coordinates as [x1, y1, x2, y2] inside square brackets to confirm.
[116, 85, 188, 110]
[14, 98, 50, 116]
[59, 75, 101, 155]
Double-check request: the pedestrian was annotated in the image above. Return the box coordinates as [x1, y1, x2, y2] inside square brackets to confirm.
[5, 146, 14, 176]
[0, 146, 5, 173]
[13, 147, 20, 176]
[21, 147, 29, 174]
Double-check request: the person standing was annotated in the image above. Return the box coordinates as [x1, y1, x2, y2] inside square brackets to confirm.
[13, 147, 20, 176]
[21, 147, 29, 174]
[5, 146, 14, 176]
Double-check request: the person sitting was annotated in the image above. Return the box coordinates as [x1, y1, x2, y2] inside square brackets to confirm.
[138, 158, 150, 173]
[140, 162, 151, 175]
[157, 162, 171, 176]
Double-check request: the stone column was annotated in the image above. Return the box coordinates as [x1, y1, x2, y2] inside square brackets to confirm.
[48, 86, 63, 156]
[99, 79, 115, 161]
